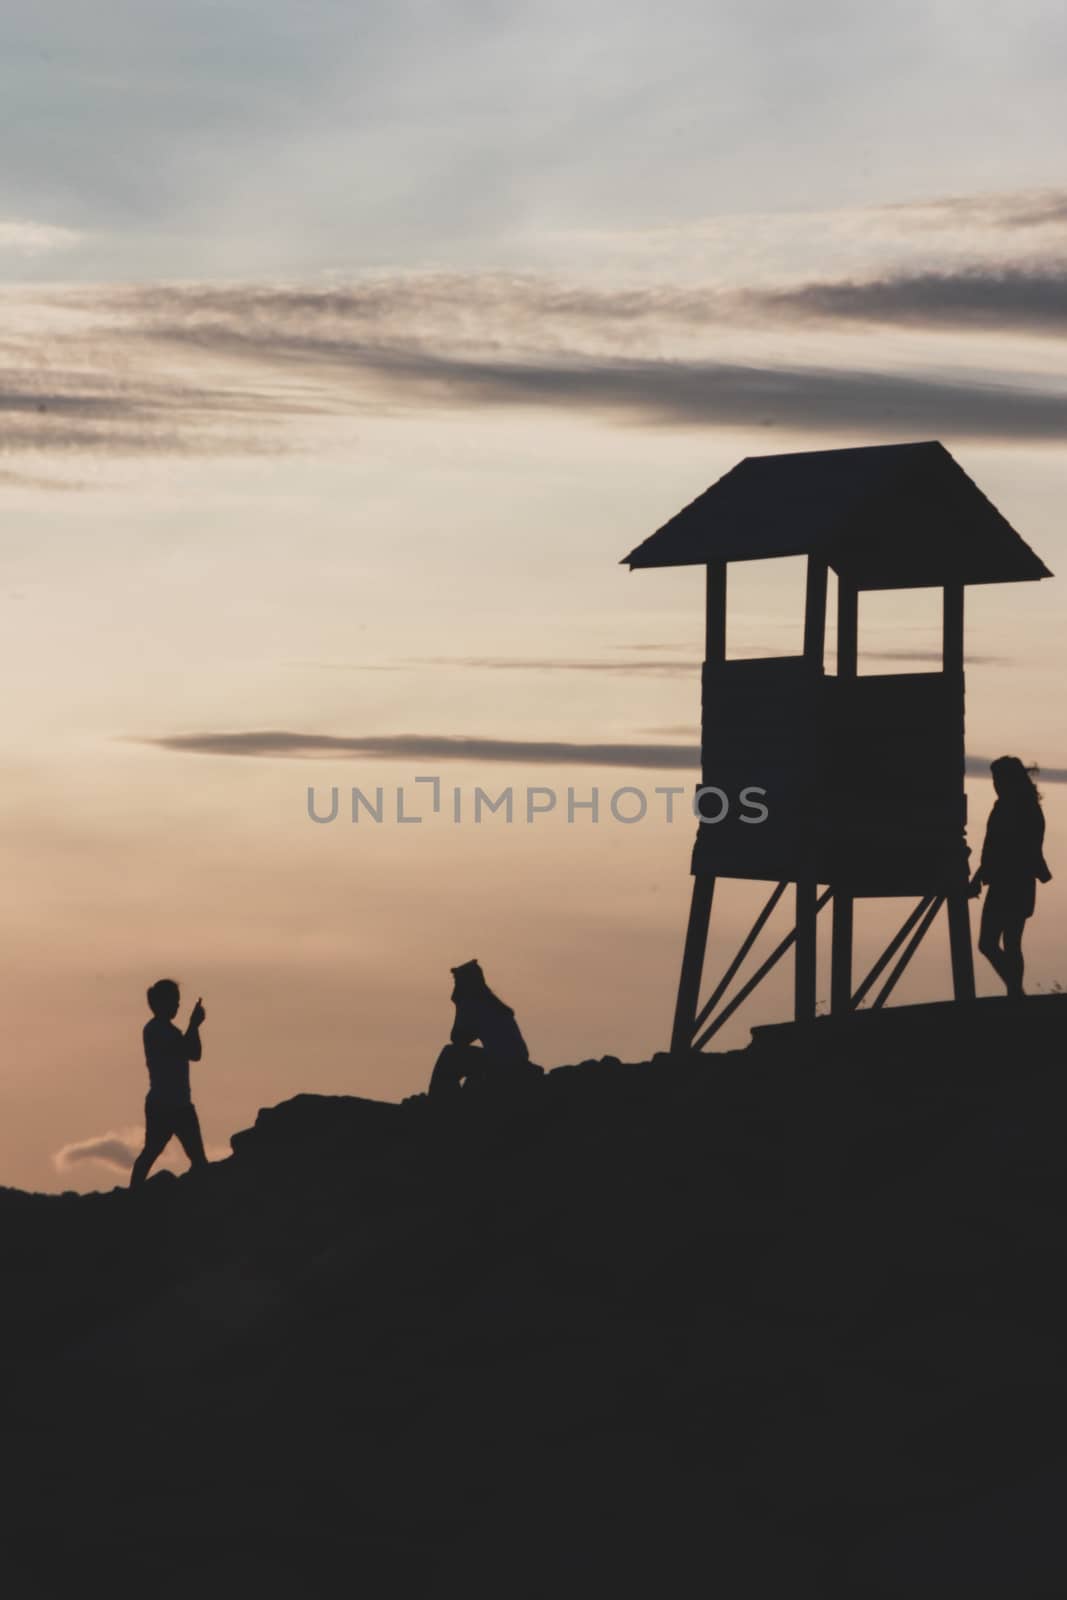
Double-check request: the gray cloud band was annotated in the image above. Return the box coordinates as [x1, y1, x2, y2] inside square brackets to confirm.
[747, 264, 1067, 336]
[143, 731, 701, 767]
[6, 254, 1067, 475]
[101, 254, 1067, 337]
[139, 731, 1065, 782]
[130, 327, 1067, 440]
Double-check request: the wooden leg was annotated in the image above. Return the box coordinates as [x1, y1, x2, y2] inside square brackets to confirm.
[692, 880, 787, 1036]
[851, 897, 934, 1010]
[872, 896, 945, 1009]
[695, 887, 833, 1048]
[671, 875, 714, 1052]
[830, 889, 853, 1014]
[947, 888, 976, 1002]
[795, 878, 818, 1021]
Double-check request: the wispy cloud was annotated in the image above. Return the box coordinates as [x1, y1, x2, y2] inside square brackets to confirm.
[414, 649, 1008, 671]
[101, 275, 735, 336]
[0, 466, 89, 491]
[6, 248, 1067, 478]
[92, 254, 1067, 345]
[884, 188, 1067, 232]
[0, 359, 305, 460]
[749, 263, 1067, 337]
[614, 642, 701, 652]
[0, 219, 83, 255]
[54, 1131, 139, 1173]
[53, 1127, 229, 1177]
[412, 654, 700, 676]
[139, 731, 1066, 780]
[871, 650, 1009, 665]
[537, 187, 1067, 284]
[138, 730, 701, 768]
[967, 756, 1067, 783]
[123, 303, 1067, 439]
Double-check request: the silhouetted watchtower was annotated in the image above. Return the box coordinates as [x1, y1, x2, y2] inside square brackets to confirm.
[622, 441, 1051, 1050]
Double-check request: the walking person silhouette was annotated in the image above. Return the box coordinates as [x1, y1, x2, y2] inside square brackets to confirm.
[969, 757, 1052, 999]
[130, 979, 209, 1186]
[428, 960, 538, 1097]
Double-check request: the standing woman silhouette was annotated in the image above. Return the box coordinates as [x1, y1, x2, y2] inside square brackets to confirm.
[969, 756, 1052, 998]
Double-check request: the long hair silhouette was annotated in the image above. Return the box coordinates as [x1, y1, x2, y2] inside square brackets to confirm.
[989, 755, 1042, 806]
[972, 755, 1051, 1000]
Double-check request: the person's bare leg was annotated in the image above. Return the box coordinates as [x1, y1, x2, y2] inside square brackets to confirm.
[977, 899, 1010, 988]
[130, 1127, 171, 1187]
[429, 1043, 486, 1096]
[1001, 916, 1026, 998]
[977, 938, 1009, 986]
[174, 1106, 208, 1171]
[429, 1044, 464, 1097]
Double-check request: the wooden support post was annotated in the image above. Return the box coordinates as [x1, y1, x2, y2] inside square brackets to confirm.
[942, 584, 964, 676]
[804, 557, 828, 668]
[942, 583, 975, 1001]
[705, 561, 727, 663]
[871, 895, 945, 1010]
[692, 880, 787, 1036]
[852, 896, 936, 1009]
[695, 887, 833, 1048]
[670, 559, 728, 1052]
[830, 575, 857, 1013]
[947, 890, 977, 1002]
[829, 576, 857, 1013]
[671, 875, 715, 1052]
[795, 555, 828, 1021]
[830, 893, 853, 1014]
[795, 877, 818, 1021]
[837, 576, 857, 679]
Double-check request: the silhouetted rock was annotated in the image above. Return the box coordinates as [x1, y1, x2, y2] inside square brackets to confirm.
[4, 995, 1067, 1596]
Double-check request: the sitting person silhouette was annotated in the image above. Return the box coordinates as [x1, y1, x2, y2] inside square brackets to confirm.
[969, 756, 1052, 999]
[130, 978, 209, 1187]
[428, 960, 539, 1098]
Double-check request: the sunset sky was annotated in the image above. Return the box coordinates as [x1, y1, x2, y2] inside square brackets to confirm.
[2, 1, 1065, 1193]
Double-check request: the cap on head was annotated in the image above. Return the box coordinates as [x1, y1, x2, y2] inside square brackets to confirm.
[450, 959, 483, 981]
[147, 977, 180, 1016]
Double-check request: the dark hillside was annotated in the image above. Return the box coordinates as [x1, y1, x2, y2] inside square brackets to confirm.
[3, 995, 1067, 1598]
